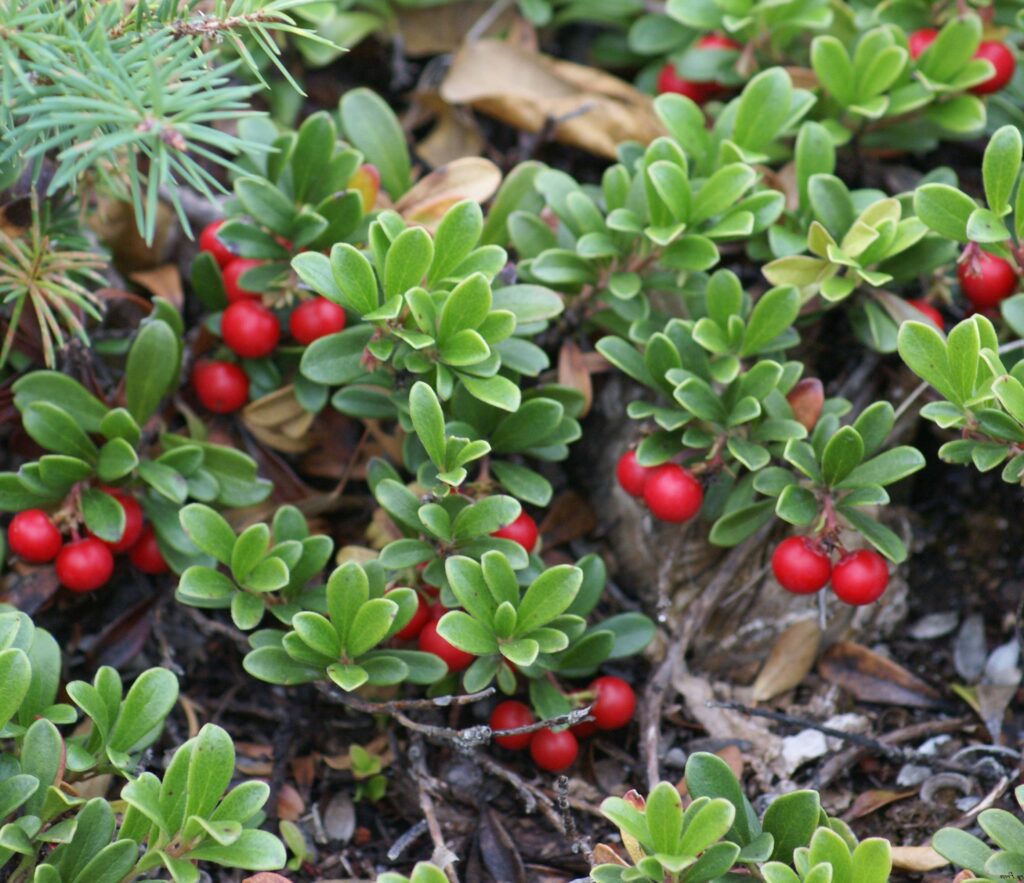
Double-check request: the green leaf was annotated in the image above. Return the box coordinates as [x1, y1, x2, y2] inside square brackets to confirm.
[0, 648, 31, 732]
[680, 797, 736, 856]
[346, 598, 398, 657]
[80, 488, 125, 543]
[23, 402, 97, 461]
[837, 447, 925, 488]
[932, 827, 993, 875]
[646, 781, 684, 854]
[408, 382, 447, 468]
[811, 36, 855, 106]
[429, 201, 484, 283]
[187, 828, 286, 871]
[897, 321, 958, 404]
[836, 506, 906, 563]
[460, 374, 521, 411]
[763, 790, 821, 863]
[436, 611, 498, 655]
[733, 68, 793, 153]
[109, 668, 179, 755]
[913, 184, 975, 243]
[384, 227, 433, 298]
[126, 320, 180, 426]
[231, 524, 271, 583]
[516, 565, 582, 634]
[776, 485, 819, 525]
[13, 372, 107, 434]
[339, 88, 412, 198]
[97, 439, 139, 483]
[180, 504, 236, 565]
[742, 286, 800, 356]
[822, 426, 865, 486]
[850, 838, 892, 883]
[684, 752, 756, 845]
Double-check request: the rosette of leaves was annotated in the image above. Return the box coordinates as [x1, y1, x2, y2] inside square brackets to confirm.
[914, 124, 1023, 262]
[0, 610, 72, 738]
[742, 399, 925, 562]
[369, 457, 531, 592]
[0, 311, 270, 572]
[242, 559, 447, 691]
[592, 753, 892, 882]
[174, 504, 334, 629]
[763, 174, 957, 351]
[405, 378, 582, 508]
[295, 200, 562, 414]
[899, 315, 1024, 483]
[192, 112, 370, 310]
[434, 552, 584, 691]
[666, 0, 833, 60]
[514, 137, 784, 327]
[120, 723, 286, 881]
[932, 785, 1024, 880]
[810, 19, 989, 147]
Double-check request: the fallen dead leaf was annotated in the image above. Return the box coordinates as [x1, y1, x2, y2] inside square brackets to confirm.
[412, 90, 487, 168]
[818, 641, 944, 708]
[890, 845, 949, 872]
[130, 264, 183, 310]
[537, 490, 598, 548]
[243, 385, 317, 454]
[842, 788, 917, 821]
[558, 340, 593, 417]
[394, 156, 502, 230]
[440, 39, 665, 159]
[591, 844, 628, 867]
[397, 1, 516, 56]
[751, 618, 821, 702]
[276, 783, 305, 821]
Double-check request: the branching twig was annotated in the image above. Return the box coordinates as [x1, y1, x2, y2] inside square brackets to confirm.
[315, 682, 495, 715]
[393, 706, 593, 751]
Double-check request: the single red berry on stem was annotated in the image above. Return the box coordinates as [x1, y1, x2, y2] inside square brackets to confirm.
[589, 675, 637, 730]
[490, 700, 536, 750]
[908, 28, 938, 60]
[958, 250, 1017, 309]
[772, 536, 832, 594]
[831, 549, 889, 605]
[56, 538, 114, 593]
[530, 728, 579, 772]
[130, 526, 169, 575]
[222, 258, 264, 303]
[96, 491, 143, 554]
[616, 450, 652, 497]
[418, 620, 475, 672]
[908, 299, 944, 329]
[221, 301, 281, 359]
[492, 511, 539, 552]
[198, 220, 236, 269]
[192, 361, 249, 413]
[290, 298, 347, 345]
[391, 591, 430, 641]
[642, 464, 703, 523]
[971, 41, 1016, 95]
[8, 510, 63, 563]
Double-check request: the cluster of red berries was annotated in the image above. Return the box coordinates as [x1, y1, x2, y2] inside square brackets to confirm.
[909, 29, 1016, 94]
[656, 35, 741, 104]
[192, 220, 349, 414]
[488, 675, 637, 772]
[7, 492, 168, 593]
[617, 450, 704, 523]
[771, 537, 889, 605]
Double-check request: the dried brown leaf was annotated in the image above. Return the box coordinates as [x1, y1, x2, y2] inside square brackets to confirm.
[243, 385, 316, 454]
[440, 39, 665, 159]
[276, 783, 305, 821]
[395, 157, 502, 230]
[786, 378, 824, 432]
[843, 788, 916, 821]
[889, 845, 949, 872]
[751, 619, 821, 701]
[558, 340, 593, 417]
[478, 808, 528, 883]
[129, 264, 183, 310]
[818, 641, 943, 708]
[537, 490, 596, 548]
[397, 1, 516, 55]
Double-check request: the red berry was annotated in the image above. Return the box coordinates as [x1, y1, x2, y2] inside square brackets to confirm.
[908, 28, 938, 60]
[971, 41, 1016, 95]
[8, 510, 63, 564]
[908, 299, 944, 329]
[831, 549, 889, 606]
[772, 536, 832, 595]
[492, 511, 539, 552]
[490, 700, 535, 750]
[221, 301, 281, 359]
[656, 63, 718, 104]
[198, 220, 236, 269]
[530, 728, 578, 772]
[192, 360, 250, 413]
[392, 591, 430, 641]
[418, 620, 475, 672]
[589, 676, 637, 730]
[56, 538, 114, 593]
[222, 258, 264, 303]
[571, 720, 598, 739]
[642, 464, 703, 523]
[697, 34, 741, 52]
[130, 526, 168, 575]
[96, 491, 143, 554]
[958, 251, 1017, 309]
[616, 450, 652, 497]
[290, 298, 347, 345]
[428, 603, 446, 621]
